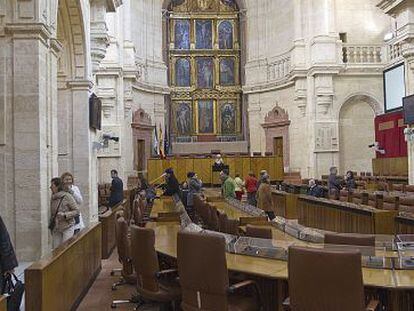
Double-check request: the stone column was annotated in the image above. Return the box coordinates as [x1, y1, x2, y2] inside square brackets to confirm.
[6, 23, 57, 260]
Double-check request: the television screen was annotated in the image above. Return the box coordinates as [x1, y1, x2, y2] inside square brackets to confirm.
[403, 94, 414, 125]
[384, 63, 406, 112]
[89, 93, 102, 130]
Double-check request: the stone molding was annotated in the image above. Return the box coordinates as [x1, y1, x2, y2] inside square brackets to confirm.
[131, 109, 154, 130]
[5, 23, 52, 46]
[67, 79, 94, 90]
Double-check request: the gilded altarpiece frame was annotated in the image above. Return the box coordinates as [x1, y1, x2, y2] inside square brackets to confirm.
[168, 0, 242, 139]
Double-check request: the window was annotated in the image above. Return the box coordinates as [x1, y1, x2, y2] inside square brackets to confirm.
[167, 0, 242, 140]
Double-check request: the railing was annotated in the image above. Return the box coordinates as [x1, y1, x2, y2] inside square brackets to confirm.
[342, 44, 383, 64]
[267, 52, 291, 82]
[387, 41, 403, 62]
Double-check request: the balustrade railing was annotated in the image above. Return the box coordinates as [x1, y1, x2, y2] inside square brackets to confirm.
[342, 44, 383, 64]
[267, 53, 291, 81]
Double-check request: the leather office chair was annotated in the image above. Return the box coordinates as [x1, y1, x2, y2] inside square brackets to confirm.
[129, 225, 181, 310]
[284, 246, 379, 311]
[245, 225, 272, 239]
[208, 204, 219, 231]
[218, 211, 228, 233]
[324, 233, 375, 247]
[177, 231, 261, 311]
[226, 219, 240, 235]
[111, 217, 136, 291]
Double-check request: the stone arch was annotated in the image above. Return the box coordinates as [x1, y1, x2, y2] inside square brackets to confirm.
[261, 103, 291, 168]
[336, 93, 383, 120]
[56, 0, 88, 81]
[338, 94, 378, 174]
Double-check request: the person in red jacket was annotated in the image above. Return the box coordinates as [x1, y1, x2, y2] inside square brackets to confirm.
[244, 171, 258, 206]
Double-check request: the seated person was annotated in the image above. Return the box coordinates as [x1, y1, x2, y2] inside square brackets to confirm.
[307, 179, 324, 198]
[213, 154, 225, 171]
[163, 168, 180, 196]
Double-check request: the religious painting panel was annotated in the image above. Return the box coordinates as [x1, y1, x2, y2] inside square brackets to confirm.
[175, 58, 191, 87]
[219, 101, 236, 134]
[218, 20, 233, 49]
[197, 100, 215, 134]
[197, 57, 214, 88]
[174, 20, 190, 50]
[173, 102, 193, 136]
[195, 20, 213, 49]
[219, 57, 235, 85]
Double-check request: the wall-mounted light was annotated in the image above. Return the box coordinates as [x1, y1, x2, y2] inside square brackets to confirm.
[384, 32, 394, 42]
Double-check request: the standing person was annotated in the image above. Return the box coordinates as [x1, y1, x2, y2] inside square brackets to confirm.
[186, 172, 203, 221]
[0, 216, 18, 294]
[344, 170, 356, 191]
[61, 172, 85, 234]
[109, 169, 124, 208]
[245, 172, 258, 206]
[220, 169, 236, 199]
[257, 174, 275, 220]
[163, 168, 180, 196]
[256, 170, 268, 190]
[234, 174, 244, 200]
[49, 177, 80, 248]
[328, 167, 341, 198]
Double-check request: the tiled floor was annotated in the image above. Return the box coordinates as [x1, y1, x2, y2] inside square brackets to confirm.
[77, 250, 159, 311]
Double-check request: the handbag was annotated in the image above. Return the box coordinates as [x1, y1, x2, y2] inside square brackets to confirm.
[2, 273, 24, 311]
[48, 197, 64, 232]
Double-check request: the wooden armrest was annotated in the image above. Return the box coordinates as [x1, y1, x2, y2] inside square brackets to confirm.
[366, 299, 379, 311]
[282, 297, 290, 310]
[155, 269, 178, 279]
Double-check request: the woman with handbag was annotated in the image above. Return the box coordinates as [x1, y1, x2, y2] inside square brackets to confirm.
[49, 177, 80, 248]
[61, 172, 85, 234]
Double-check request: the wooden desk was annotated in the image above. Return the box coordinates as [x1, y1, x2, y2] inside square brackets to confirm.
[147, 221, 414, 310]
[297, 195, 397, 234]
[271, 190, 298, 219]
[395, 214, 414, 234]
[210, 201, 268, 225]
[0, 296, 6, 311]
[25, 223, 102, 311]
[150, 197, 181, 222]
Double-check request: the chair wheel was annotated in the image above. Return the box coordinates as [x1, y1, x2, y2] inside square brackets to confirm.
[111, 303, 117, 308]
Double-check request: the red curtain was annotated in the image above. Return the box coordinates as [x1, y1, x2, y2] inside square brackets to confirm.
[374, 110, 407, 158]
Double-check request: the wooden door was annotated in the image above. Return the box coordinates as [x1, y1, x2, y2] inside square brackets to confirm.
[273, 137, 284, 161]
[136, 139, 145, 172]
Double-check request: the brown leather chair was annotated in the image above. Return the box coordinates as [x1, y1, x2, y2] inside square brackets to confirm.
[245, 225, 272, 239]
[110, 217, 138, 308]
[208, 204, 219, 231]
[324, 232, 375, 247]
[177, 231, 261, 311]
[285, 246, 379, 311]
[226, 219, 240, 235]
[218, 211, 228, 233]
[399, 197, 414, 214]
[128, 225, 181, 309]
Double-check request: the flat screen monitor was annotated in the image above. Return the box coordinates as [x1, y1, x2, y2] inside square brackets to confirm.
[384, 63, 406, 112]
[403, 94, 414, 125]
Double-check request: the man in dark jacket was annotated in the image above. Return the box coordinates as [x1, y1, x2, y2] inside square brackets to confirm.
[109, 169, 124, 207]
[307, 179, 324, 198]
[0, 215, 18, 293]
[328, 166, 341, 197]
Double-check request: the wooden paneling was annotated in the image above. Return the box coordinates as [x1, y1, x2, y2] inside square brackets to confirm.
[271, 191, 298, 219]
[147, 156, 284, 185]
[98, 199, 126, 259]
[372, 157, 408, 177]
[297, 196, 397, 234]
[0, 296, 6, 311]
[25, 223, 102, 311]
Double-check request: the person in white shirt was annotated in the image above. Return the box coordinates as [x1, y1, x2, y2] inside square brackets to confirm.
[61, 172, 85, 234]
[234, 174, 244, 200]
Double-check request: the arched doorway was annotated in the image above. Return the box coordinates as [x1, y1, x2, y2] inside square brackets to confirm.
[339, 95, 378, 174]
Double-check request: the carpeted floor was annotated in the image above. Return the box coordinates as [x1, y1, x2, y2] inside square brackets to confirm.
[77, 250, 159, 311]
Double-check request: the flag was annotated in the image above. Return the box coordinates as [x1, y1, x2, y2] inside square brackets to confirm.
[153, 125, 159, 156]
[164, 123, 171, 156]
[159, 123, 165, 159]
